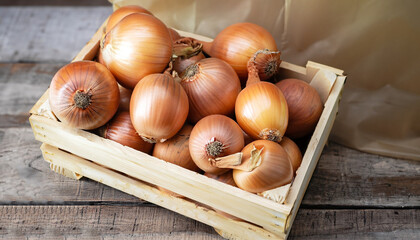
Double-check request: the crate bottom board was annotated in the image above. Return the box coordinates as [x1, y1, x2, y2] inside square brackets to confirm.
[40, 143, 286, 240]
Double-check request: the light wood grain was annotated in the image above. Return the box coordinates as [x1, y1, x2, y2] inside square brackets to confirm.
[1, 125, 419, 207]
[0, 206, 418, 239]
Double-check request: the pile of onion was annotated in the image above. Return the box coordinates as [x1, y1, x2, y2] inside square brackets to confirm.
[48, 5, 328, 204]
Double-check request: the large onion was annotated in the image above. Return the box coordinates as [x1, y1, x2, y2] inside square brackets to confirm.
[180, 58, 241, 123]
[235, 53, 288, 142]
[101, 13, 173, 89]
[189, 115, 244, 174]
[233, 140, 293, 193]
[276, 78, 323, 139]
[130, 73, 189, 143]
[49, 61, 119, 130]
[200, 22, 281, 83]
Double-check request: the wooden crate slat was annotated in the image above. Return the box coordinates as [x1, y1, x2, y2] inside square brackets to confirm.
[41, 143, 282, 240]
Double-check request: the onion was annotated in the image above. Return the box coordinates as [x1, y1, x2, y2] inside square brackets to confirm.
[233, 140, 293, 193]
[189, 115, 244, 175]
[101, 111, 153, 153]
[101, 13, 173, 89]
[130, 72, 188, 143]
[200, 22, 281, 83]
[276, 78, 323, 139]
[153, 124, 200, 172]
[105, 5, 153, 33]
[173, 37, 205, 74]
[49, 61, 119, 130]
[118, 84, 132, 112]
[235, 53, 288, 142]
[279, 137, 302, 176]
[180, 58, 241, 123]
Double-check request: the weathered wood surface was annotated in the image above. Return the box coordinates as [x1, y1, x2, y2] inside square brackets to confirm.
[1, 206, 419, 240]
[0, 6, 419, 240]
[0, 7, 112, 62]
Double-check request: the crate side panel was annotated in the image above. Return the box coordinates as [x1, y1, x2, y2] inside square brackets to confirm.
[41, 143, 283, 240]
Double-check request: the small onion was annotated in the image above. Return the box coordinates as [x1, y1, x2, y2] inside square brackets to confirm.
[130, 73, 189, 143]
[105, 5, 153, 33]
[189, 115, 244, 175]
[279, 137, 302, 176]
[233, 140, 293, 193]
[118, 84, 132, 112]
[180, 58, 241, 123]
[101, 111, 153, 154]
[276, 78, 323, 139]
[49, 61, 119, 130]
[235, 53, 288, 142]
[101, 13, 173, 89]
[200, 22, 281, 82]
[173, 37, 205, 74]
[153, 124, 200, 172]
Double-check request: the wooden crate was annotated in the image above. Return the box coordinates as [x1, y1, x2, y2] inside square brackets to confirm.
[29, 19, 346, 239]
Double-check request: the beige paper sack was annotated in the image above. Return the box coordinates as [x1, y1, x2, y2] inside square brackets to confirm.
[111, 0, 420, 161]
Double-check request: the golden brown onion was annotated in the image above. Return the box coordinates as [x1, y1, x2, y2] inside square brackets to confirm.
[105, 5, 153, 33]
[180, 58, 241, 123]
[200, 23, 280, 83]
[276, 78, 323, 139]
[235, 53, 288, 142]
[279, 137, 302, 176]
[189, 115, 244, 174]
[233, 140, 293, 193]
[153, 124, 200, 172]
[102, 111, 153, 153]
[101, 13, 173, 89]
[130, 73, 188, 143]
[49, 61, 119, 130]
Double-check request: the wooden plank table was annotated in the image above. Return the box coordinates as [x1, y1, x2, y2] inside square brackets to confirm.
[0, 5, 419, 240]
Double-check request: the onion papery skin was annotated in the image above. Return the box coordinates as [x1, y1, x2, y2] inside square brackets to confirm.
[189, 115, 244, 175]
[49, 61, 119, 130]
[276, 78, 323, 139]
[101, 13, 173, 89]
[130, 73, 189, 143]
[168, 28, 182, 41]
[103, 111, 153, 154]
[118, 84, 132, 112]
[233, 140, 293, 193]
[279, 136, 302, 176]
[105, 5, 153, 33]
[235, 81, 288, 143]
[180, 58, 241, 123]
[153, 124, 200, 172]
[203, 22, 278, 81]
